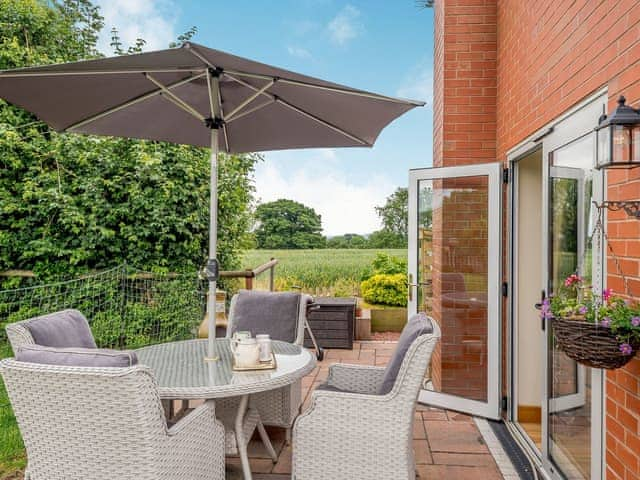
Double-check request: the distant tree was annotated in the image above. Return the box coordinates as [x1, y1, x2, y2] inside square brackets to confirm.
[326, 233, 368, 249]
[369, 187, 408, 248]
[367, 230, 406, 249]
[254, 199, 325, 249]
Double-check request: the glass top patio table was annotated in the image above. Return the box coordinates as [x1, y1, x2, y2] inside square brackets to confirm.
[136, 338, 316, 400]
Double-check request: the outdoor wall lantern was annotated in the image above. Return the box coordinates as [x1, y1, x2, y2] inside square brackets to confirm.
[595, 95, 640, 169]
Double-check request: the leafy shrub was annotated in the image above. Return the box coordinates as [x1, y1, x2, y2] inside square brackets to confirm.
[360, 273, 408, 306]
[360, 252, 407, 281]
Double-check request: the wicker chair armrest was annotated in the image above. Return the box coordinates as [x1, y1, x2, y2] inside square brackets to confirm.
[326, 364, 386, 394]
[167, 400, 217, 437]
[163, 400, 225, 480]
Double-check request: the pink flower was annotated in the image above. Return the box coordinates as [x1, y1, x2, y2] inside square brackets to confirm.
[620, 343, 633, 356]
[564, 274, 583, 287]
[603, 288, 613, 302]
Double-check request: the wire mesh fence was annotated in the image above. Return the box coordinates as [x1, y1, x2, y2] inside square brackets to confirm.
[0, 264, 205, 473]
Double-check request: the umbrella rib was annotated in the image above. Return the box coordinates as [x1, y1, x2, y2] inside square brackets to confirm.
[65, 71, 206, 132]
[158, 92, 205, 122]
[225, 73, 370, 146]
[145, 73, 205, 121]
[224, 69, 425, 106]
[225, 79, 276, 121]
[225, 98, 274, 124]
[183, 44, 422, 107]
[0, 68, 204, 77]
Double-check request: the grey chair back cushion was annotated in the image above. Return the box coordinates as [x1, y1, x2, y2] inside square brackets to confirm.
[377, 313, 433, 395]
[24, 309, 96, 348]
[230, 290, 301, 343]
[15, 344, 138, 367]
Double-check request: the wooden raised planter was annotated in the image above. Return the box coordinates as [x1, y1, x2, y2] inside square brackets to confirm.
[370, 308, 408, 333]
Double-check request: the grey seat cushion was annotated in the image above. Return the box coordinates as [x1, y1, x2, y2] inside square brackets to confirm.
[377, 313, 433, 395]
[230, 290, 301, 343]
[15, 344, 138, 367]
[24, 309, 96, 349]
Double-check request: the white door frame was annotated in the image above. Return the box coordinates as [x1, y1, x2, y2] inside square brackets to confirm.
[547, 165, 587, 415]
[408, 162, 502, 420]
[540, 93, 606, 480]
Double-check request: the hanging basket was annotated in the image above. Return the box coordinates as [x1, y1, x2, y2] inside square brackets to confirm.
[552, 317, 639, 369]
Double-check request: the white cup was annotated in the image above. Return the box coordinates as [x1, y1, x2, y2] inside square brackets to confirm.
[256, 334, 272, 362]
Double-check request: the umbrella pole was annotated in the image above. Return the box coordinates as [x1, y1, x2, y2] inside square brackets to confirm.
[205, 68, 222, 358]
[207, 126, 219, 355]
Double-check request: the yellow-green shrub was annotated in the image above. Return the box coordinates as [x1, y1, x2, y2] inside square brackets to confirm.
[360, 273, 407, 306]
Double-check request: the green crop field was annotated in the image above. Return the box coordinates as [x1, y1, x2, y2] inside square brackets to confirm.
[242, 249, 407, 296]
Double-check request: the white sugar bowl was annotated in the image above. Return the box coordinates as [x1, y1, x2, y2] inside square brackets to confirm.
[234, 337, 261, 368]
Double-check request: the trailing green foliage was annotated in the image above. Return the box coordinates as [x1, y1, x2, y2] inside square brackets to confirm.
[254, 199, 325, 249]
[360, 273, 408, 307]
[0, 0, 259, 285]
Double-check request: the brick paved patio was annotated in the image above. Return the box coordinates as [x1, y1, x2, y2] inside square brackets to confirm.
[226, 341, 505, 479]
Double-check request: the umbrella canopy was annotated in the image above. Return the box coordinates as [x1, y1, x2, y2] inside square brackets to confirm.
[0, 42, 423, 152]
[0, 42, 424, 349]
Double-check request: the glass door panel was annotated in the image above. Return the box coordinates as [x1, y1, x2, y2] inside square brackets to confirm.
[547, 134, 596, 479]
[409, 163, 501, 419]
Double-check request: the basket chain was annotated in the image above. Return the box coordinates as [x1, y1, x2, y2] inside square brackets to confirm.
[581, 202, 631, 300]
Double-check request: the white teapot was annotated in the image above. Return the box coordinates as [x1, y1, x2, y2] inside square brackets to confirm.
[234, 337, 261, 368]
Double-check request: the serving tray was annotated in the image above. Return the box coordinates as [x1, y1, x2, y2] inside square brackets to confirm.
[232, 353, 277, 371]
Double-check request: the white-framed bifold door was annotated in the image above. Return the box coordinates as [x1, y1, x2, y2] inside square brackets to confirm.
[408, 162, 502, 420]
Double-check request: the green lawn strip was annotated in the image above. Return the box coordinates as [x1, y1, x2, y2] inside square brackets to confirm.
[0, 343, 25, 480]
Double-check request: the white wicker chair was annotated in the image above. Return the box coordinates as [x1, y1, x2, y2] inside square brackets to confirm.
[0, 359, 225, 480]
[5, 309, 89, 352]
[292, 319, 441, 480]
[220, 291, 310, 440]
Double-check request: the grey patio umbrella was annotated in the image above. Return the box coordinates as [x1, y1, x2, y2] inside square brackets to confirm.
[0, 42, 424, 350]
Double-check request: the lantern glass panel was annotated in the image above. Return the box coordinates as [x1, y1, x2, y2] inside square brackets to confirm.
[633, 125, 640, 163]
[597, 125, 610, 168]
[612, 125, 632, 164]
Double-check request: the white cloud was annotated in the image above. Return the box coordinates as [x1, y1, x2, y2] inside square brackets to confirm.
[94, 0, 178, 54]
[327, 5, 364, 46]
[255, 152, 394, 236]
[397, 59, 433, 105]
[287, 46, 312, 59]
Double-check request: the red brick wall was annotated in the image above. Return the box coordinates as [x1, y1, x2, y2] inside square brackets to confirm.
[432, 0, 497, 168]
[435, 1, 640, 478]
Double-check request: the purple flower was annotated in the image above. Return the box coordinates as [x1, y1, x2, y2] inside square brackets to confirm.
[541, 298, 553, 319]
[620, 343, 633, 355]
[603, 288, 613, 302]
[632, 316, 640, 327]
[601, 317, 611, 328]
[578, 306, 588, 315]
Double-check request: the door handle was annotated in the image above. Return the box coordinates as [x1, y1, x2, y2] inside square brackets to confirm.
[535, 290, 547, 330]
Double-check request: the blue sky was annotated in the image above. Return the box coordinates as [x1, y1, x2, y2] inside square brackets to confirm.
[95, 0, 434, 235]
